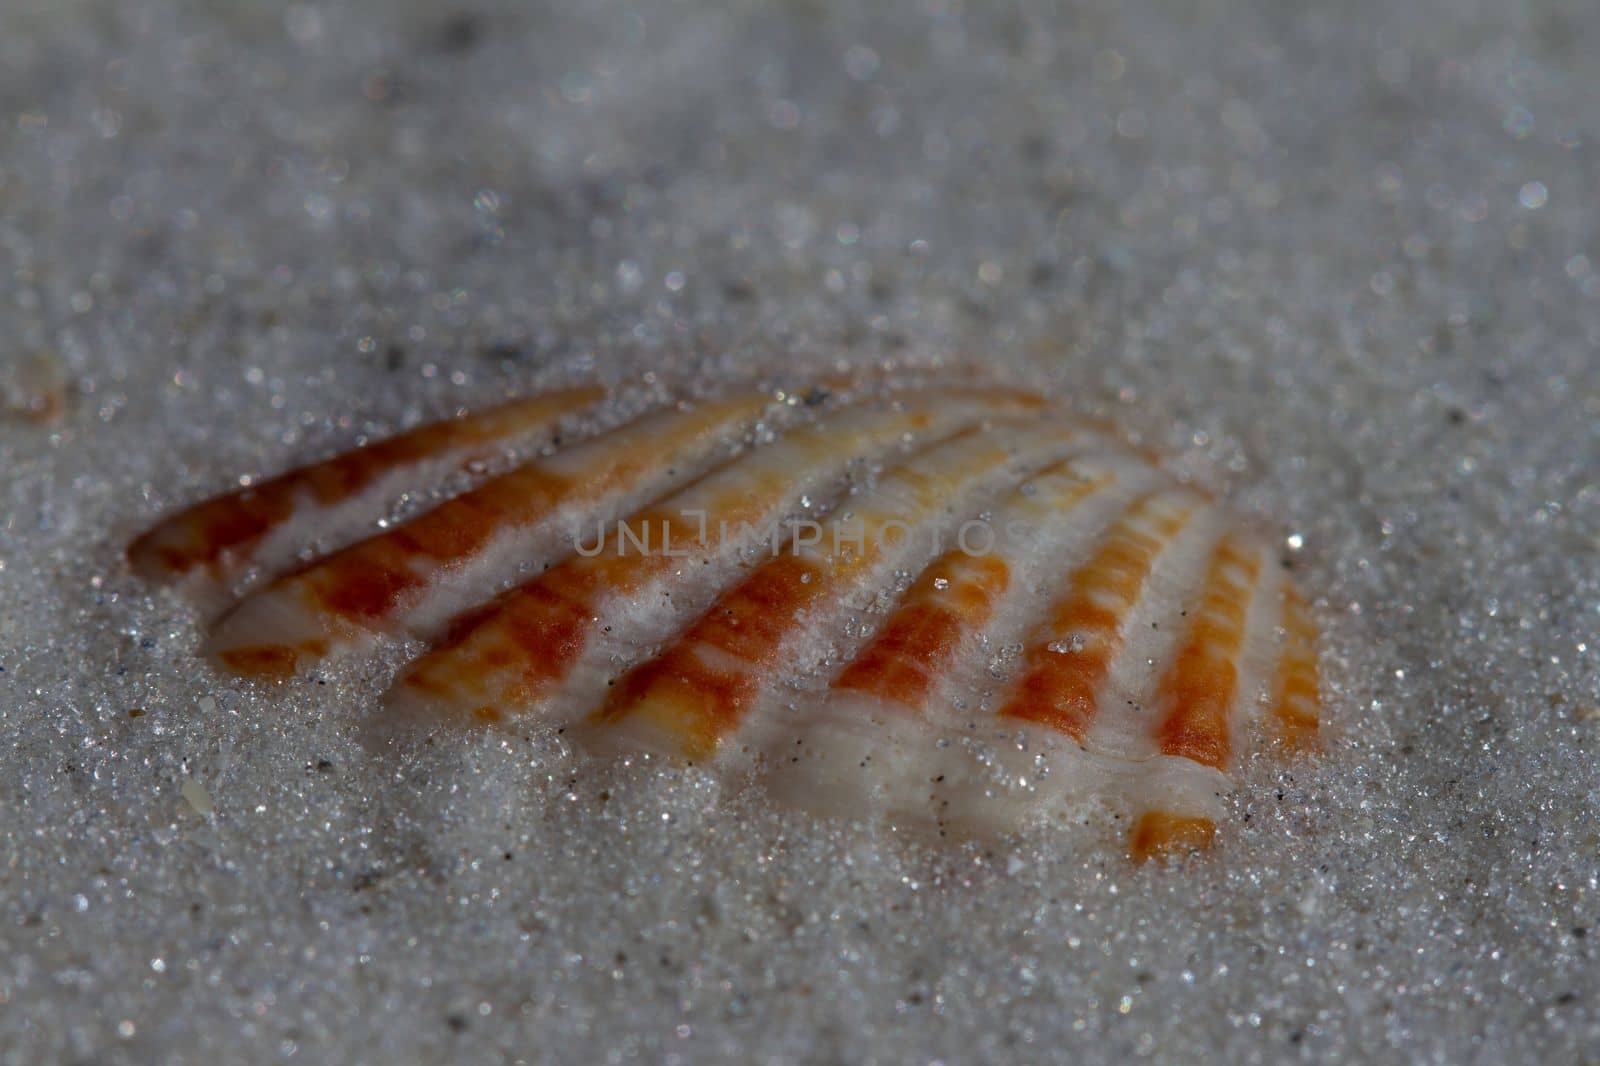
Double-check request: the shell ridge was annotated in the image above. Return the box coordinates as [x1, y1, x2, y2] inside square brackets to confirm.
[1079, 502, 1235, 759]
[384, 402, 1062, 725]
[919, 463, 1170, 732]
[1269, 583, 1322, 750]
[1220, 539, 1292, 755]
[1148, 530, 1267, 769]
[205, 390, 777, 676]
[126, 380, 1324, 860]
[127, 385, 606, 603]
[994, 488, 1205, 742]
[581, 422, 1086, 760]
[756, 457, 1141, 825]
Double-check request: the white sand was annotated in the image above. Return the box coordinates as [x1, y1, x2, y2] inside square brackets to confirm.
[2, 0, 1597, 1061]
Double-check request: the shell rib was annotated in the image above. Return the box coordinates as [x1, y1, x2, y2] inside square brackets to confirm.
[582, 420, 1087, 758]
[129, 379, 1322, 859]
[204, 390, 780, 677]
[128, 386, 605, 603]
[387, 389, 1051, 724]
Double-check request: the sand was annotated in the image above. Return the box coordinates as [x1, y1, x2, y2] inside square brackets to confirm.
[2, 0, 1597, 1061]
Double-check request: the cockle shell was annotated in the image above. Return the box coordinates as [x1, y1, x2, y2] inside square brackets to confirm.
[128, 380, 1320, 859]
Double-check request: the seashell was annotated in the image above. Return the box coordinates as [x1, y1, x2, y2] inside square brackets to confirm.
[129, 380, 1320, 859]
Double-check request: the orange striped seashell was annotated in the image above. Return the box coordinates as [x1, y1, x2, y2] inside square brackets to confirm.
[129, 379, 1320, 859]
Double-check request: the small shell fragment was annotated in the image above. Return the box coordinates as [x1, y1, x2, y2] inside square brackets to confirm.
[129, 379, 1321, 859]
[1, 352, 68, 424]
[181, 777, 215, 818]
